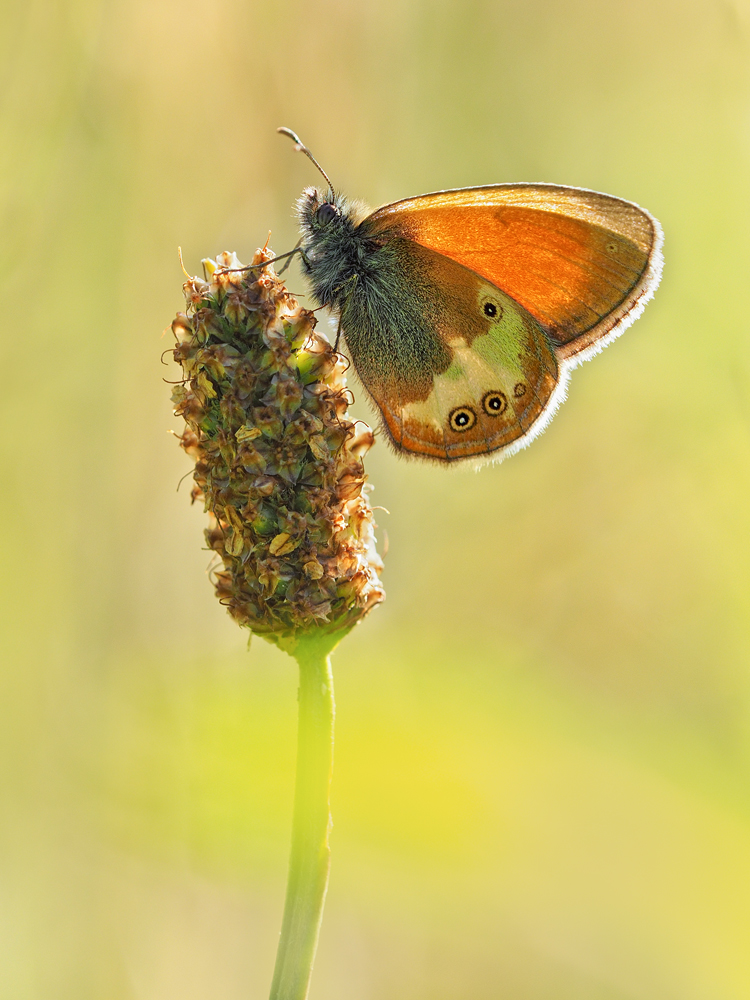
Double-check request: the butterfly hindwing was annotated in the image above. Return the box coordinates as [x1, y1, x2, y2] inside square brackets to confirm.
[341, 238, 561, 463]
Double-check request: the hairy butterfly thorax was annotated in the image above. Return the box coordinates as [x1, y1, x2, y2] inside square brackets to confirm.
[296, 186, 379, 312]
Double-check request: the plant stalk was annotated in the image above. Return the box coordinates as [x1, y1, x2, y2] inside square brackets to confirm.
[269, 634, 337, 1000]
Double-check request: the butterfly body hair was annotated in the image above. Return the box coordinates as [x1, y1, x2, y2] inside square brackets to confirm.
[297, 186, 456, 403]
[296, 187, 373, 310]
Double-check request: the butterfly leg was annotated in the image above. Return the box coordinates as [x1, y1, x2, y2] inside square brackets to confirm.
[333, 313, 343, 353]
[277, 240, 307, 274]
[217, 246, 306, 275]
[330, 273, 359, 353]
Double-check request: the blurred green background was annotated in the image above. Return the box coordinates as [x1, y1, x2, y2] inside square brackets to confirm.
[3, 0, 750, 996]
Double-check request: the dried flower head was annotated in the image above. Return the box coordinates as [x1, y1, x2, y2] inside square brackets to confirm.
[171, 249, 384, 653]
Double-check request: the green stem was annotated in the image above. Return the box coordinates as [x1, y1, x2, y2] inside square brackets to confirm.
[269, 633, 337, 1000]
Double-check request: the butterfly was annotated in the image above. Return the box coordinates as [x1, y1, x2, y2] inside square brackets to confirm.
[278, 128, 663, 466]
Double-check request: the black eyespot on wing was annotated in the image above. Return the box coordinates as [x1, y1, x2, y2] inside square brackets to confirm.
[482, 391, 508, 416]
[316, 203, 338, 226]
[483, 301, 503, 319]
[448, 406, 477, 432]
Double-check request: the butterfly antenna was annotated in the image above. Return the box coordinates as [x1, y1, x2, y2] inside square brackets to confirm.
[278, 127, 336, 198]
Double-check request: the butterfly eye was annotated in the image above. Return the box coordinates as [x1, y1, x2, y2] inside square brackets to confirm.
[316, 203, 338, 226]
[448, 406, 477, 432]
[482, 301, 503, 319]
[482, 391, 508, 416]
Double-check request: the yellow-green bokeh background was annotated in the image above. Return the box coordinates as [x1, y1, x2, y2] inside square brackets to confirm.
[4, 0, 750, 996]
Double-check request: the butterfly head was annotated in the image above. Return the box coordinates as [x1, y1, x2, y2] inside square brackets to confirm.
[297, 186, 339, 233]
[296, 186, 369, 238]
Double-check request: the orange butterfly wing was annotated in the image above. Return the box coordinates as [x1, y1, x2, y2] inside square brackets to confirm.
[362, 184, 663, 362]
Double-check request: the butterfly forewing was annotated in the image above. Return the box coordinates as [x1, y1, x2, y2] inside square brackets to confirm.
[362, 184, 663, 362]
